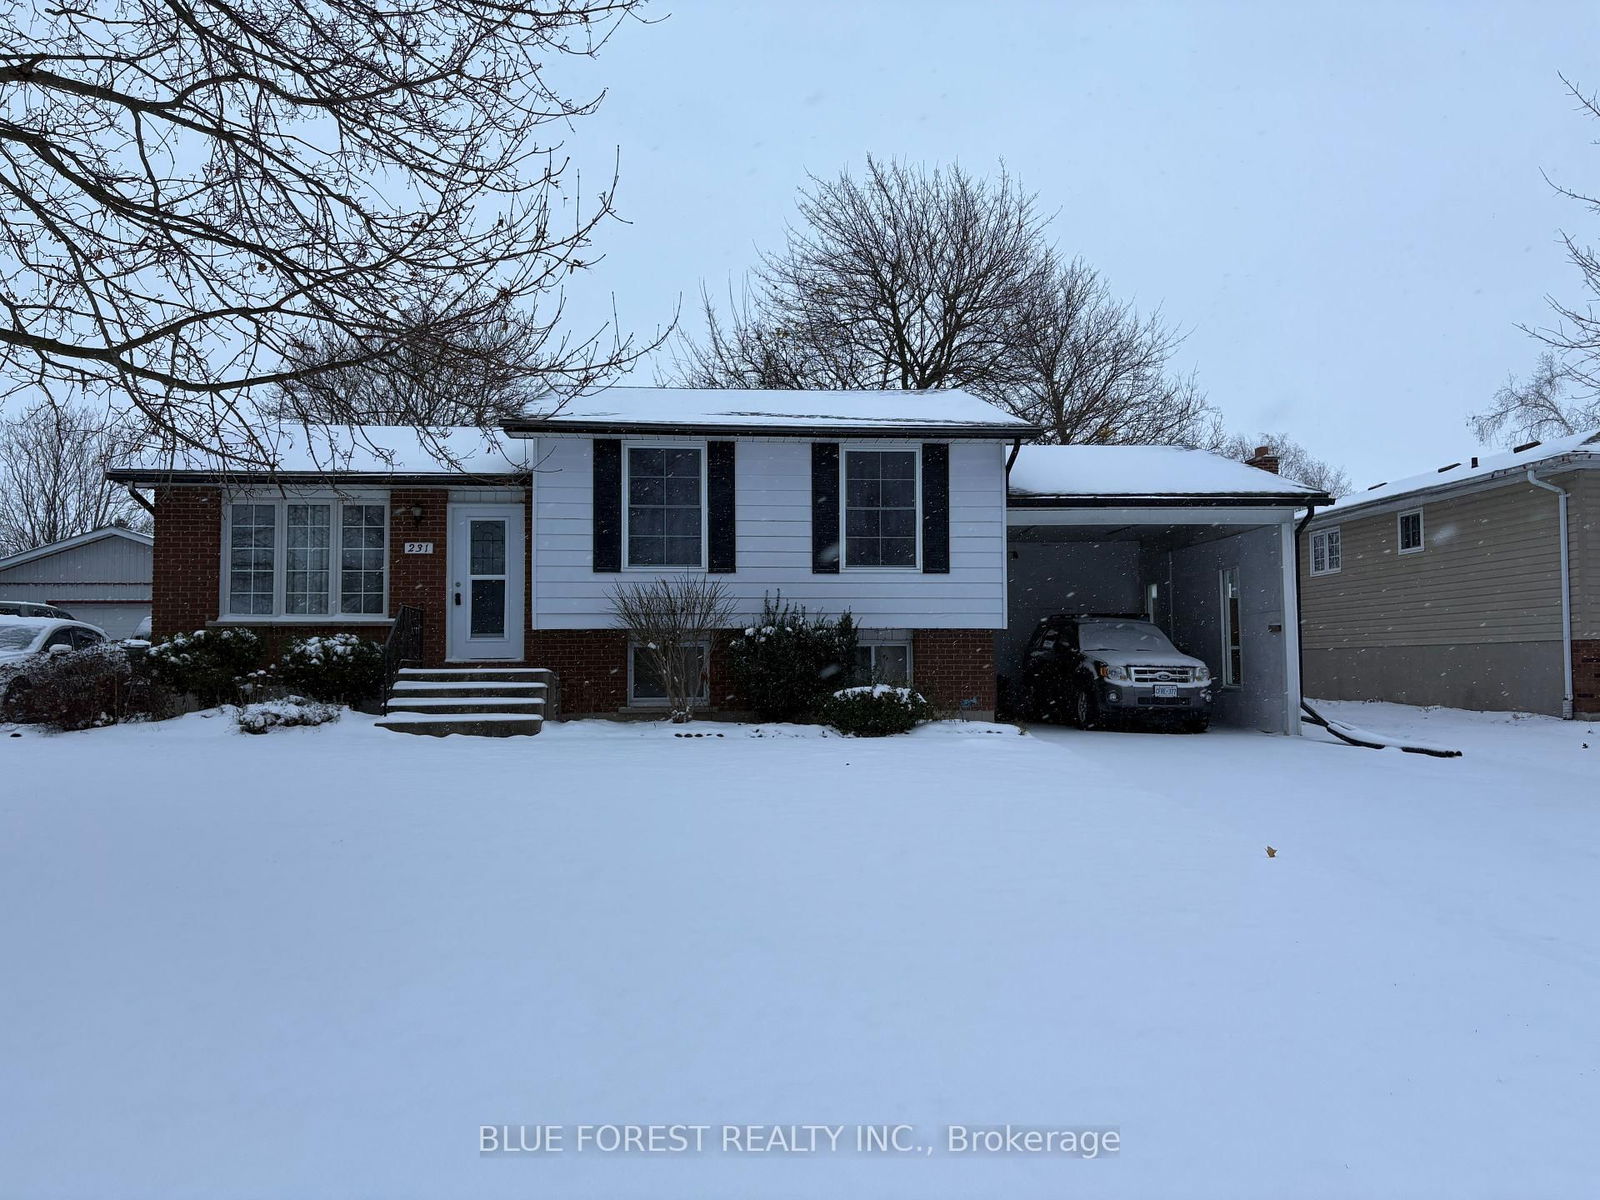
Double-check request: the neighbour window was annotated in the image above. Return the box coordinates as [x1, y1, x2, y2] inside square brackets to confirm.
[1220, 566, 1242, 687]
[852, 642, 912, 686]
[1310, 528, 1342, 576]
[626, 446, 704, 568]
[1397, 509, 1424, 554]
[629, 642, 709, 705]
[844, 449, 918, 568]
[225, 498, 388, 618]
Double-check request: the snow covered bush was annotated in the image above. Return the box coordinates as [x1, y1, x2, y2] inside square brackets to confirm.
[275, 633, 386, 705]
[727, 596, 858, 722]
[2, 643, 175, 730]
[235, 697, 341, 735]
[147, 628, 263, 707]
[821, 684, 933, 737]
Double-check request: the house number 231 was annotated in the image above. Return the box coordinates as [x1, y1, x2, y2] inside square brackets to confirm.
[403, 541, 434, 555]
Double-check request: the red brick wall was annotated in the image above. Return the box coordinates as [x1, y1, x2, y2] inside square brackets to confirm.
[389, 489, 449, 665]
[1576, 640, 1600, 716]
[913, 629, 998, 716]
[525, 630, 629, 716]
[151, 486, 222, 638]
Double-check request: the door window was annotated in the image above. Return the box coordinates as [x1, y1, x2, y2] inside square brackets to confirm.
[468, 520, 507, 638]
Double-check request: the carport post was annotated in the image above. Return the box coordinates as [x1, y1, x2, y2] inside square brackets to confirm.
[1279, 517, 1302, 735]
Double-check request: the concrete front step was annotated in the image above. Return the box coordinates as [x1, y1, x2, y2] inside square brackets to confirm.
[386, 697, 546, 715]
[397, 667, 554, 684]
[375, 711, 543, 737]
[390, 682, 547, 699]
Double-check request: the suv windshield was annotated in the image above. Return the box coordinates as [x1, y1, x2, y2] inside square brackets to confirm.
[1077, 620, 1177, 654]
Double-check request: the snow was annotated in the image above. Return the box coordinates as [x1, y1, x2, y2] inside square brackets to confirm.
[3, 701, 1599, 1197]
[112, 423, 526, 478]
[1331, 427, 1600, 512]
[831, 683, 923, 700]
[1007, 443, 1320, 499]
[521, 385, 1031, 432]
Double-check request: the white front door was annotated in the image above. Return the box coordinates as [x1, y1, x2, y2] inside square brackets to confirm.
[446, 504, 525, 661]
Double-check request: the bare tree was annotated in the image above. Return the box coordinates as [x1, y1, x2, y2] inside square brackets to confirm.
[1471, 350, 1596, 445]
[269, 298, 564, 426]
[670, 158, 1213, 446]
[608, 575, 735, 723]
[1205, 428, 1352, 496]
[996, 253, 1214, 445]
[1, 0, 652, 469]
[673, 157, 1050, 392]
[1474, 76, 1600, 445]
[0, 399, 149, 555]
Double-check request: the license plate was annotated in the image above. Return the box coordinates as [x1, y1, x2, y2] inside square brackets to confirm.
[1154, 684, 1178, 698]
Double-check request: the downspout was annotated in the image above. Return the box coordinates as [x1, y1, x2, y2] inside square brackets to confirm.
[1005, 437, 1022, 474]
[1293, 502, 1318, 714]
[126, 486, 155, 517]
[1526, 469, 1574, 720]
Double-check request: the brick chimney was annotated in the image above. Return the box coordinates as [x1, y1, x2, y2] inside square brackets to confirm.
[1244, 444, 1280, 475]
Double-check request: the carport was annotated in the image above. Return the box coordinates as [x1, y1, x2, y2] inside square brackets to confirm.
[1004, 446, 1327, 734]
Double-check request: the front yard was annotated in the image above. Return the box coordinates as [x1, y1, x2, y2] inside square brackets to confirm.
[2, 703, 1597, 1198]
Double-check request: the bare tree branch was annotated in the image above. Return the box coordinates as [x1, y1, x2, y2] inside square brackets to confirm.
[0, 398, 149, 554]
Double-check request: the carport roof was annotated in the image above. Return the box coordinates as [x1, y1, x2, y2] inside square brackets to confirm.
[1007, 445, 1329, 507]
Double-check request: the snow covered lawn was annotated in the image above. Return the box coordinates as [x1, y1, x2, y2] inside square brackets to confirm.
[3, 702, 1597, 1198]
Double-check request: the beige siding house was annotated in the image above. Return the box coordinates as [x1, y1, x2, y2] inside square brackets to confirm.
[1299, 431, 1600, 717]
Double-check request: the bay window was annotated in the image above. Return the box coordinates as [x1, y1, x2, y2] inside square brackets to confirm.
[225, 497, 388, 619]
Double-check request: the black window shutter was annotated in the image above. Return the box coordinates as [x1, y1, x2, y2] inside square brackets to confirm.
[707, 441, 737, 573]
[592, 438, 622, 573]
[921, 442, 950, 574]
[811, 442, 840, 573]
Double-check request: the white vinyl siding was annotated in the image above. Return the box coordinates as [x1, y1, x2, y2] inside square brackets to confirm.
[530, 436, 1007, 629]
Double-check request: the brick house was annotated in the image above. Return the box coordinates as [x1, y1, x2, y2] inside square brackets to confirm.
[1299, 430, 1600, 717]
[109, 388, 1318, 733]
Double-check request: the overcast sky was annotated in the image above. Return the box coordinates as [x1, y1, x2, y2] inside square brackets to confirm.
[550, 0, 1600, 490]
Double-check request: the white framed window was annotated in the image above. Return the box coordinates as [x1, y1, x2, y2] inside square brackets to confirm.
[1310, 527, 1342, 576]
[842, 447, 919, 569]
[625, 444, 705, 569]
[852, 641, 912, 686]
[628, 641, 709, 706]
[223, 496, 388, 619]
[1397, 509, 1424, 555]
[1220, 566, 1242, 688]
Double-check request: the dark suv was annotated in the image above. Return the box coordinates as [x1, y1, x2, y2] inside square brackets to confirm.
[1020, 614, 1214, 732]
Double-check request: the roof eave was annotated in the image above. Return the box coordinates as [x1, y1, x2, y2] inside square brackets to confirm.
[1312, 450, 1599, 521]
[501, 419, 1039, 439]
[105, 469, 529, 487]
[1008, 491, 1329, 509]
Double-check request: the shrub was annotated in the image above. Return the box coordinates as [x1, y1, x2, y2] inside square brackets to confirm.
[236, 697, 341, 734]
[821, 684, 934, 737]
[727, 597, 858, 722]
[275, 633, 386, 705]
[609, 574, 736, 723]
[147, 628, 263, 706]
[2, 643, 175, 730]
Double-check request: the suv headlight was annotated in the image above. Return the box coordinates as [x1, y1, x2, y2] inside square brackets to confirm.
[1096, 662, 1129, 682]
[1194, 664, 1211, 684]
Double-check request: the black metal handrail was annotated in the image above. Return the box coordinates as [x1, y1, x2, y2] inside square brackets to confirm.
[382, 604, 424, 692]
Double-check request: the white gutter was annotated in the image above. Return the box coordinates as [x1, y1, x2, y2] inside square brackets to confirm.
[1525, 469, 1574, 720]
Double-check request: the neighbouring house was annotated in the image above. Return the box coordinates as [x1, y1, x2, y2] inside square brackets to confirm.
[1299, 430, 1600, 718]
[106, 388, 1319, 733]
[0, 526, 153, 638]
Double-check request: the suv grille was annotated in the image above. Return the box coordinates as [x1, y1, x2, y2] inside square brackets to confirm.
[1129, 665, 1196, 684]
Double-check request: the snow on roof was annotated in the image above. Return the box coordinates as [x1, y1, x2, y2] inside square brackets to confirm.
[1328, 428, 1600, 513]
[1007, 444, 1321, 501]
[511, 386, 1032, 435]
[109, 425, 526, 480]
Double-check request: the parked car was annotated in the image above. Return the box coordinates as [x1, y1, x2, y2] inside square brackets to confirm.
[0, 617, 109, 719]
[0, 599, 78, 622]
[1021, 614, 1213, 733]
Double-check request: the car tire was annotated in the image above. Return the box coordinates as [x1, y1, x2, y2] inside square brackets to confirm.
[1073, 687, 1100, 731]
[1183, 715, 1210, 734]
